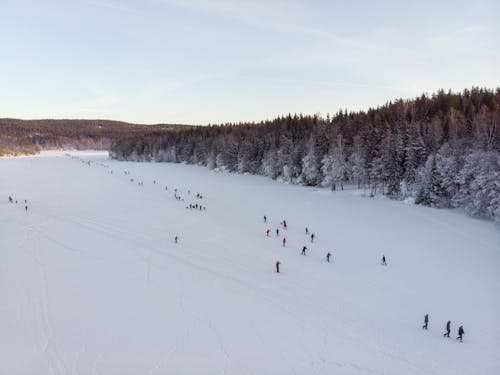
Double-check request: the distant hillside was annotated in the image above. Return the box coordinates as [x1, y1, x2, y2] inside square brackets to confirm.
[0, 119, 190, 156]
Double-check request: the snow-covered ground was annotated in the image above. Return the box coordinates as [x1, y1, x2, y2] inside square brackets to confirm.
[1, 151, 499, 375]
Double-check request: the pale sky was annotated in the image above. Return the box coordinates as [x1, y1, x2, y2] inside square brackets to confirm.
[1, 0, 499, 124]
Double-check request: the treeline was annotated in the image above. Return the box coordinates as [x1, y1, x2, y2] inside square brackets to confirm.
[0, 118, 186, 156]
[110, 88, 500, 221]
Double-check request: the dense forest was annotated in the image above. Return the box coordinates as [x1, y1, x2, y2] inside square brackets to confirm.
[110, 88, 500, 221]
[0, 119, 185, 156]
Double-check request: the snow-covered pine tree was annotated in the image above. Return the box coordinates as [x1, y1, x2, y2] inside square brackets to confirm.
[321, 135, 347, 190]
[348, 135, 367, 189]
[434, 143, 462, 207]
[404, 123, 426, 186]
[381, 128, 404, 197]
[262, 148, 279, 179]
[301, 146, 321, 185]
[215, 152, 225, 170]
[455, 150, 500, 220]
[415, 153, 449, 208]
[278, 135, 294, 182]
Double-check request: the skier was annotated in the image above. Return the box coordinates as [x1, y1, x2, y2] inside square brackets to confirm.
[266, 229, 270, 237]
[282, 237, 286, 247]
[305, 227, 309, 235]
[276, 261, 281, 273]
[382, 255, 387, 266]
[422, 314, 429, 329]
[301, 246, 307, 256]
[443, 321, 451, 338]
[276, 228, 280, 237]
[311, 233, 315, 243]
[326, 252, 332, 262]
[264, 215, 267, 223]
[25, 205, 28, 212]
[283, 220, 287, 229]
[8, 196, 13, 203]
[174, 235, 179, 244]
[456, 325, 464, 342]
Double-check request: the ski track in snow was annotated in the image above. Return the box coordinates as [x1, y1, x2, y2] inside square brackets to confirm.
[22, 224, 68, 375]
[1, 151, 499, 374]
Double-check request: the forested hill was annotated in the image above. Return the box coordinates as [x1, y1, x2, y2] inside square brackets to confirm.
[0, 118, 188, 156]
[110, 88, 500, 221]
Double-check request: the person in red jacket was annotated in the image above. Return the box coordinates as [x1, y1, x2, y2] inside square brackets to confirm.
[282, 237, 286, 247]
[266, 229, 270, 237]
[174, 235, 179, 244]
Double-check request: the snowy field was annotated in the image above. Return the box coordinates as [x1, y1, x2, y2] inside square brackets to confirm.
[1, 151, 499, 375]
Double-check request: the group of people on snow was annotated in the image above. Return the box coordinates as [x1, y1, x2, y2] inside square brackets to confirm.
[264, 215, 333, 274]
[8, 196, 28, 211]
[266, 214, 467, 343]
[186, 203, 206, 211]
[265, 214, 388, 275]
[423, 315, 465, 342]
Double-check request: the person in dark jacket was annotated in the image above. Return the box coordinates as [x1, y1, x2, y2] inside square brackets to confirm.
[382, 255, 387, 266]
[276, 261, 281, 273]
[276, 228, 279, 237]
[310, 233, 315, 242]
[422, 314, 429, 329]
[456, 326, 464, 342]
[326, 252, 332, 262]
[264, 215, 267, 223]
[443, 321, 451, 337]
[301, 246, 307, 256]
